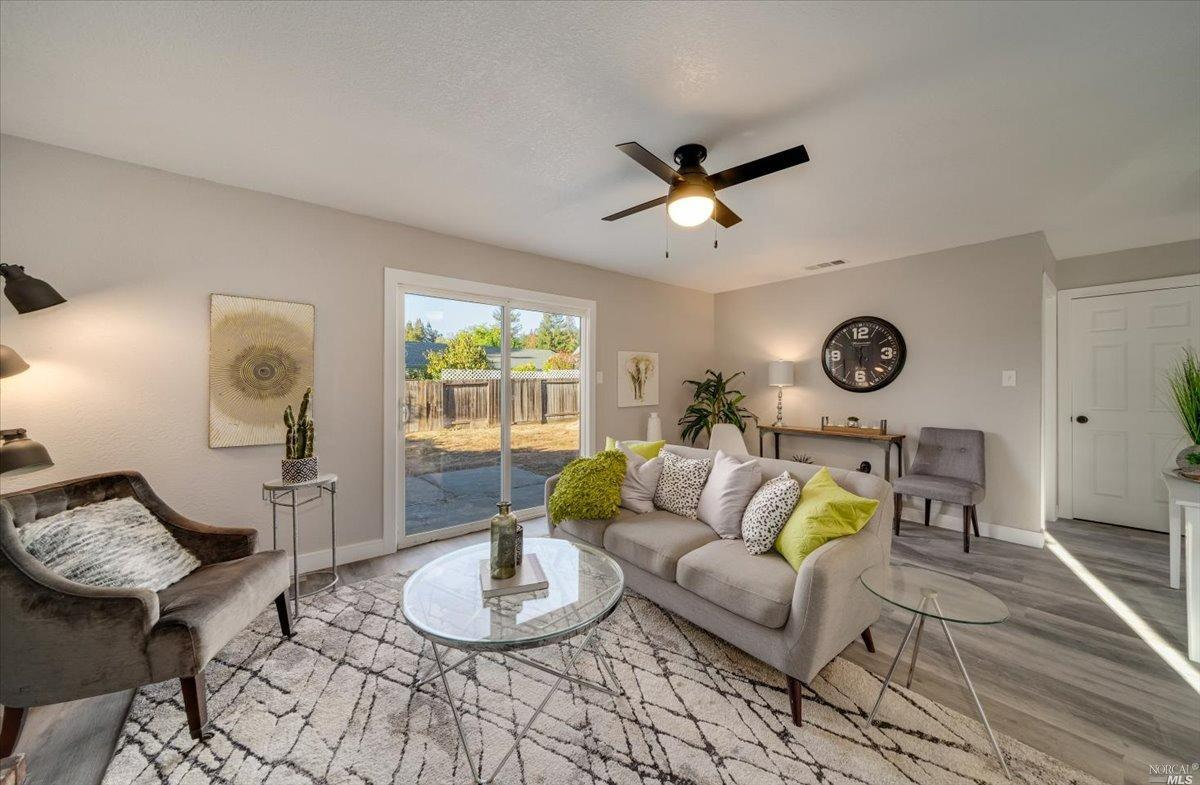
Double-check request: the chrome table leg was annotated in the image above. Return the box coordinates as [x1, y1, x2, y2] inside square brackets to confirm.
[905, 613, 926, 688]
[931, 597, 1010, 778]
[415, 650, 479, 689]
[865, 600, 926, 726]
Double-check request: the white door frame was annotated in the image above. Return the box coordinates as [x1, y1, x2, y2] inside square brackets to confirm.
[1055, 273, 1200, 520]
[383, 267, 596, 551]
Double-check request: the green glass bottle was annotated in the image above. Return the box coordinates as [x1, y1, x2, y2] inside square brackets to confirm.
[489, 501, 518, 580]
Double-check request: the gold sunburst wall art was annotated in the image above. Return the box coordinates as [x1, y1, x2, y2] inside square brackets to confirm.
[209, 294, 315, 448]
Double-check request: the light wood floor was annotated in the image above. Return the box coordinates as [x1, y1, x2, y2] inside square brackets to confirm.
[17, 516, 1197, 785]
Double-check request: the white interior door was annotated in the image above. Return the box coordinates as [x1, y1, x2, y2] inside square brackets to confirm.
[1068, 284, 1199, 530]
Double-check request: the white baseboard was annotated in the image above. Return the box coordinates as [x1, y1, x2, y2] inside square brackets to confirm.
[293, 538, 391, 573]
[901, 503, 1045, 549]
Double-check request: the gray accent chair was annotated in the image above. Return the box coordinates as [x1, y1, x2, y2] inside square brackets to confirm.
[0, 471, 291, 755]
[547, 445, 892, 727]
[891, 428, 985, 552]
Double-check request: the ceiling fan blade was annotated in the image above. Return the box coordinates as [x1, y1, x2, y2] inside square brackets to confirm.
[616, 142, 682, 185]
[707, 144, 809, 191]
[712, 198, 742, 228]
[602, 194, 668, 222]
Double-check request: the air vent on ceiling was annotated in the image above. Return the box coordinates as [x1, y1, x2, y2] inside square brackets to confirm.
[805, 259, 847, 271]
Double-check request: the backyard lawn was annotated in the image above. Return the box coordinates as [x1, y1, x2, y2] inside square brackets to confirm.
[405, 419, 580, 477]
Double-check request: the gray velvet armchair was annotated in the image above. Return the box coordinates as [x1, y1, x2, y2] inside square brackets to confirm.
[0, 471, 291, 755]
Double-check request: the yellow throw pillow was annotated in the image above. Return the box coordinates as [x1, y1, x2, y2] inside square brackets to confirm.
[604, 437, 666, 460]
[774, 467, 879, 571]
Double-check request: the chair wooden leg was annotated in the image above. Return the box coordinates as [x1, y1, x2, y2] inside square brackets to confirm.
[180, 673, 210, 740]
[0, 706, 27, 758]
[275, 592, 293, 638]
[786, 674, 803, 727]
[962, 505, 971, 553]
[970, 505, 980, 538]
[924, 498, 931, 525]
[860, 627, 876, 653]
[893, 492, 902, 536]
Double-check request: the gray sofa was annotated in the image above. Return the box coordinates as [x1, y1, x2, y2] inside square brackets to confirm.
[547, 444, 893, 725]
[0, 471, 291, 754]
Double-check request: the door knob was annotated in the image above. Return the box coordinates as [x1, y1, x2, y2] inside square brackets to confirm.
[1074, 415, 1088, 424]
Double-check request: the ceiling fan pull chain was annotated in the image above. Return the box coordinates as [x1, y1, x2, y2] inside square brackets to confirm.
[713, 221, 719, 250]
[664, 203, 671, 259]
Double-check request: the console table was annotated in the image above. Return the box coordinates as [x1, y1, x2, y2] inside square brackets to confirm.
[758, 424, 905, 481]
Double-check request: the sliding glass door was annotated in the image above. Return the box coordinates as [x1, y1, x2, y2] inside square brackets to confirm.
[386, 271, 593, 548]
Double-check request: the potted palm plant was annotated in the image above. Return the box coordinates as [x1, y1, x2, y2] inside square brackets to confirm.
[1166, 347, 1200, 478]
[678, 370, 755, 446]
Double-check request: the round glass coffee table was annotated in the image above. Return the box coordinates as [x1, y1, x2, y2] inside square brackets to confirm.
[403, 537, 625, 785]
[860, 564, 1011, 778]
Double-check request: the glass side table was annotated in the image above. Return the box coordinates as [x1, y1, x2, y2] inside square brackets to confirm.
[860, 563, 1011, 778]
[263, 473, 338, 618]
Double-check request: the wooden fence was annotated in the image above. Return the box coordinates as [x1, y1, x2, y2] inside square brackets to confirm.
[405, 379, 579, 433]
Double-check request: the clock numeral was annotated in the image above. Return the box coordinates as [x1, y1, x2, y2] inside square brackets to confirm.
[854, 369, 867, 383]
[851, 326, 869, 340]
[830, 349, 841, 361]
[880, 347, 894, 360]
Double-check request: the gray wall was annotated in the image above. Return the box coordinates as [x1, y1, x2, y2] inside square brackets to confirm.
[0, 135, 715, 559]
[1056, 240, 1199, 290]
[715, 233, 1055, 535]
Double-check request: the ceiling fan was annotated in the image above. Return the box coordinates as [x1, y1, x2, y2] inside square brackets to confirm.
[602, 141, 810, 228]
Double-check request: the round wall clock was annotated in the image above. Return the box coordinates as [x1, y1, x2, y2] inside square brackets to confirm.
[821, 316, 906, 392]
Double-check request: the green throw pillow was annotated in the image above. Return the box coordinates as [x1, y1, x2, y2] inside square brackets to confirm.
[548, 450, 627, 524]
[774, 467, 879, 571]
[603, 437, 666, 459]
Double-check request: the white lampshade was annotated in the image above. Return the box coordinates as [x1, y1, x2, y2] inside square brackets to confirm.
[768, 360, 795, 387]
[709, 423, 749, 456]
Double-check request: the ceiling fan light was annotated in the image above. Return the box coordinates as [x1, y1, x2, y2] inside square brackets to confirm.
[667, 195, 714, 227]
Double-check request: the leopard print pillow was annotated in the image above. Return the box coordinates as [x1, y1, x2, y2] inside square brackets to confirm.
[741, 472, 802, 554]
[652, 451, 712, 519]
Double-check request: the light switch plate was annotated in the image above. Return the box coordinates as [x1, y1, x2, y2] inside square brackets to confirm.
[1002, 370, 1017, 387]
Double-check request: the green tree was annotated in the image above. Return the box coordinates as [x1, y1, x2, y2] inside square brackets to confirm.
[404, 318, 440, 343]
[511, 361, 537, 373]
[491, 307, 522, 349]
[532, 313, 579, 353]
[424, 332, 491, 378]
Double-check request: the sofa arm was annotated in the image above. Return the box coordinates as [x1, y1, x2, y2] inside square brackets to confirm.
[127, 472, 257, 564]
[0, 523, 160, 706]
[784, 532, 886, 683]
[544, 473, 561, 518]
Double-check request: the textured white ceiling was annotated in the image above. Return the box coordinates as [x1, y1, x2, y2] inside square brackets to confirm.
[2, 1, 1197, 292]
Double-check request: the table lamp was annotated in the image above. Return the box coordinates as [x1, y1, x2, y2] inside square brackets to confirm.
[768, 361, 795, 426]
[0, 344, 53, 475]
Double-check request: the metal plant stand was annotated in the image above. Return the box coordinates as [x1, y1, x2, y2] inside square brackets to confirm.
[402, 538, 625, 785]
[860, 564, 1011, 779]
[262, 473, 338, 618]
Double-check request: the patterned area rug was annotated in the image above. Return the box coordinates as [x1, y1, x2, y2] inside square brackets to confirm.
[103, 575, 1100, 785]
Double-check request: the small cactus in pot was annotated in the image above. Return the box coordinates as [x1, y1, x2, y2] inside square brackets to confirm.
[281, 387, 318, 484]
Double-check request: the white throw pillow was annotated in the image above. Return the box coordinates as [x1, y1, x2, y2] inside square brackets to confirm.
[618, 443, 663, 513]
[696, 450, 762, 537]
[653, 451, 712, 519]
[18, 496, 200, 591]
[741, 472, 802, 554]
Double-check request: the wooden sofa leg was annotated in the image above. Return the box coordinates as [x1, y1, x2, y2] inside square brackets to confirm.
[970, 505, 980, 538]
[180, 673, 210, 740]
[860, 627, 876, 653]
[962, 506, 971, 553]
[892, 492, 902, 536]
[786, 675, 803, 727]
[275, 592, 293, 638]
[0, 706, 27, 757]
[924, 498, 931, 525]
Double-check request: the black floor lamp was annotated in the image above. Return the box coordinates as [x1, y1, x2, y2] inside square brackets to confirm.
[0, 263, 66, 475]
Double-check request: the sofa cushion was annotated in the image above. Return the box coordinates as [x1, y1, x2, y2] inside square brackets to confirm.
[148, 550, 289, 679]
[775, 466, 879, 571]
[547, 451, 626, 523]
[556, 507, 634, 547]
[652, 451, 712, 519]
[618, 444, 663, 514]
[696, 450, 761, 538]
[603, 511, 719, 581]
[676, 540, 796, 628]
[892, 474, 984, 505]
[741, 472, 802, 554]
